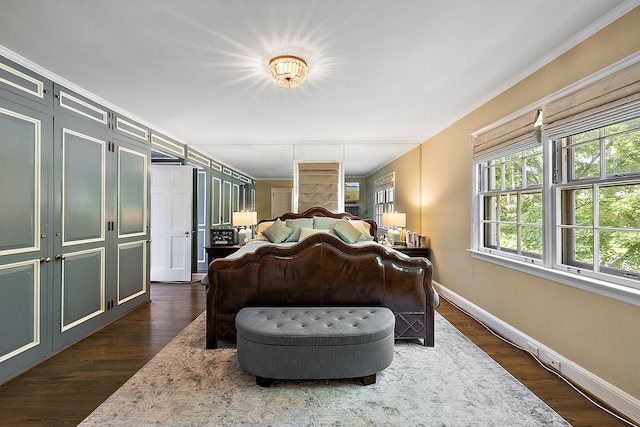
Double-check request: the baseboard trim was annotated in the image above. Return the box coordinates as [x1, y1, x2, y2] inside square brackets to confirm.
[433, 281, 640, 424]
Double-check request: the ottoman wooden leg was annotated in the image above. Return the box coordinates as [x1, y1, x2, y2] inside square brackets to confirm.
[361, 374, 376, 386]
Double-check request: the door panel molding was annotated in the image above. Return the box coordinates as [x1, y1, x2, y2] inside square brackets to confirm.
[0, 260, 40, 363]
[61, 128, 106, 247]
[117, 146, 148, 238]
[59, 247, 105, 333]
[0, 106, 41, 256]
[117, 240, 147, 305]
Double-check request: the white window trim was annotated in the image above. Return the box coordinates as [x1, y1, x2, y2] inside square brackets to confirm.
[373, 171, 395, 227]
[470, 52, 640, 308]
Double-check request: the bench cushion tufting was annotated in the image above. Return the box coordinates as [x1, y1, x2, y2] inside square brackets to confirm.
[235, 307, 395, 346]
[235, 307, 396, 384]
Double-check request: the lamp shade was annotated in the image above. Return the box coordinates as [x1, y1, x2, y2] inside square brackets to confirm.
[382, 212, 406, 228]
[232, 211, 257, 227]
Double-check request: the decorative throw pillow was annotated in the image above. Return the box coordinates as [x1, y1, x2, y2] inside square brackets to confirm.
[284, 218, 314, 242]
[348, 219, 372, 237]
[357, 232, 374, 242]
[298, 227, 328, 241]
[255, 221, 275, 240]
[332, 218, 364, 244]
[313, 216, 340, 230]
[262, 218, 293, 243]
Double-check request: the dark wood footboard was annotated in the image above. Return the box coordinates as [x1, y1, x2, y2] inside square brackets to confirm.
[206, 232, 436, 349]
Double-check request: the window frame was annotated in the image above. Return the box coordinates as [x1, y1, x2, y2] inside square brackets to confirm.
[476, 145, 544, 263]
[552, 120, 640, 287]
[470, 54, 640, 308]
[373, 172, 395, 227]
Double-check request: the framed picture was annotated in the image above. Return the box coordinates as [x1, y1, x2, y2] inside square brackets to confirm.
[345, 182, 360, 203]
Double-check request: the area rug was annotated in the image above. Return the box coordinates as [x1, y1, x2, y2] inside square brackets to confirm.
[80, 312, 569, 426]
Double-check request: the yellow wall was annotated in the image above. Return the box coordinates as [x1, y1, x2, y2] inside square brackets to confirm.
[254, 179, 293, 221]
[366, 145, 423, 235]
[420, 8, 640, 400]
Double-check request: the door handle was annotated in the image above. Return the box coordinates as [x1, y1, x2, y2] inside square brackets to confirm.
[55, 254, 66, 261]
[40, 257, 52, 263]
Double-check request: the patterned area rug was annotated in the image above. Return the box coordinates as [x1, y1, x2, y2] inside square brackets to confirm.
[80, 312, 569, 426]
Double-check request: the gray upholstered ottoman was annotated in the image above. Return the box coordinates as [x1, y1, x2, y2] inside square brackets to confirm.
[236, 307, 395, 387]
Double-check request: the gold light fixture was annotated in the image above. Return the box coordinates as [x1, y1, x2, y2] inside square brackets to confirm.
[268, 55, 308, 89]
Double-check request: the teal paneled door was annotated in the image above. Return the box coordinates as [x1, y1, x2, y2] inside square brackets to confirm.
[0, 99, 52, 383]
[0, 56, 151, 383]
[52, 115, 110, 350]
[196, 169, 208, 272]
[112, 137, 150, 317]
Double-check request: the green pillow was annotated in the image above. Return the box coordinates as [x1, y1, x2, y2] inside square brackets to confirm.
[313, 216, 340, 229]
[262, 218, 293, 243]
[284, 218, 314, 242]
[332, 218, 364, 244]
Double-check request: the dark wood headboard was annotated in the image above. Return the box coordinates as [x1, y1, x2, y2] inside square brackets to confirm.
[258, 206, 378, 241]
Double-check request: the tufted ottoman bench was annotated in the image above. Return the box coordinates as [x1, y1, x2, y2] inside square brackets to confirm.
[236, 307, 395, 387]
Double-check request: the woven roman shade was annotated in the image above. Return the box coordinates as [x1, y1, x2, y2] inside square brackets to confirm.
[473, 109, 540, 157]
[544, 61, 640, 131]
[296, 162, 341, 212]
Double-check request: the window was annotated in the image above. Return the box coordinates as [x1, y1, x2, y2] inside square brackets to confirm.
[471, 58, 640, 304]
[479, 146, 543, 259]
[373, 172, 395, 227]
[555, 116, 640, 281]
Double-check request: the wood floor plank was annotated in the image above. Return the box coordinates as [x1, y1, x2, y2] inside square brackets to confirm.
[0, 282, 206, 426]
[436, 298, 634, 427]
[0, 283, 633, 426]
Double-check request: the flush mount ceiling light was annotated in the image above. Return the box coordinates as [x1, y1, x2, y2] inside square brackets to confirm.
[268, 55, 308, 89]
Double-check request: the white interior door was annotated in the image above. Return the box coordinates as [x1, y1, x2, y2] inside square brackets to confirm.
[271, 188, 292, 217]
[150, 165, 193, 282]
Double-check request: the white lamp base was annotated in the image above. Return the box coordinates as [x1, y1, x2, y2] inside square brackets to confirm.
[238, 227, 252, 246]
[387, 228, 401, 245]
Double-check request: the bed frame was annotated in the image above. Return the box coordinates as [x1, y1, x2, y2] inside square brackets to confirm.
[206, 207, 437, 349]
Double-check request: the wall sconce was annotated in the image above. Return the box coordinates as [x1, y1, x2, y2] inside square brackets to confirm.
[382, 212, 406, 245]
[232, 211, 257, 246]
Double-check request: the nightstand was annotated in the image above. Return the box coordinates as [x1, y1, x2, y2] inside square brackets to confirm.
[392, 246, 430, 260]
[204, 245, 241, 266]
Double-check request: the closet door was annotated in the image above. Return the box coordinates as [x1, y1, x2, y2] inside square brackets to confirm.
[195, 169, 209, 272]
[111, 137, 150, 316]
[52, 114, 110, 350]
[0, 99, 52, 383]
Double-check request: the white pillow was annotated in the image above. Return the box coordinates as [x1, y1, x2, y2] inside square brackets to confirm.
[348, 219, 372, 237]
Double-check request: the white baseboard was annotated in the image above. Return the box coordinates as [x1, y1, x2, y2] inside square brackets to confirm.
[433, 281, 640, 424]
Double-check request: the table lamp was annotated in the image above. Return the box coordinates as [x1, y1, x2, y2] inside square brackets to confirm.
[382, 212, 406, 245]
[232, 211, 257, 245]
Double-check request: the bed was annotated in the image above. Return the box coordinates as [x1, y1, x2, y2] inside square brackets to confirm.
[205, 206, 438, 349]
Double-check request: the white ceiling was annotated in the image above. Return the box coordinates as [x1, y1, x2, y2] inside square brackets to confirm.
[0, 1, 636, 179]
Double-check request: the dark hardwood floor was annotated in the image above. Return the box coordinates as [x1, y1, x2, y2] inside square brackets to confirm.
[437, 297, 634, 427]
[0, 281, 207, 426]
[0, 282, 634, 426]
